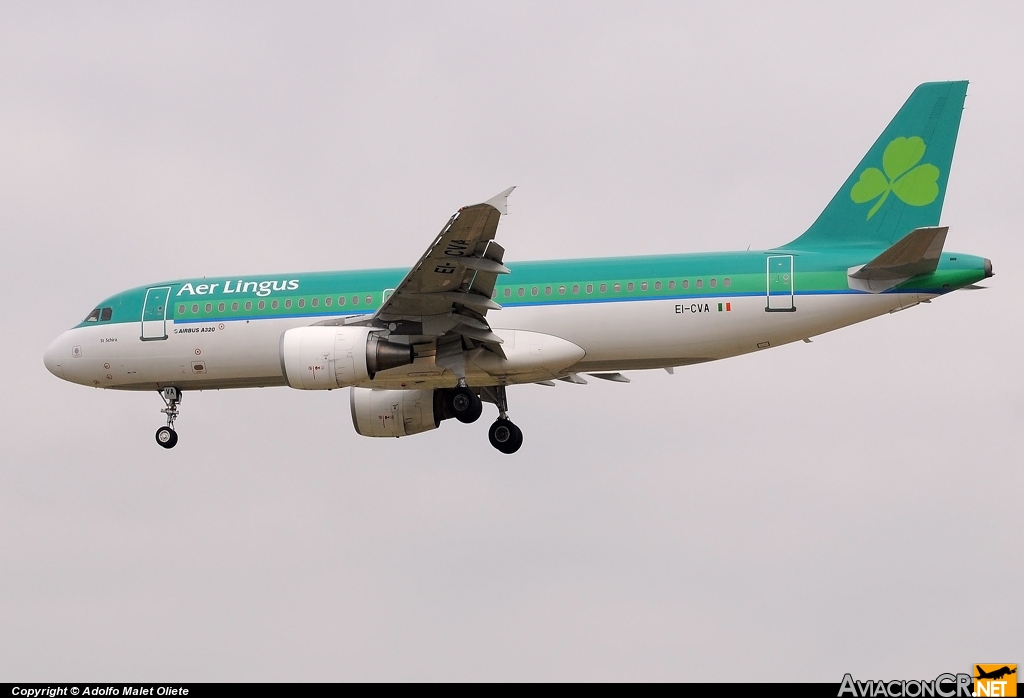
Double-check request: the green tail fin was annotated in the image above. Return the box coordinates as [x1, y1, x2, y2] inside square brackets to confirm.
[784, 81, 968, 250]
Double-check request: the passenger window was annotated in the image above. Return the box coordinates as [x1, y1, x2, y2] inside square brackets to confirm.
[284, 299, 291, 309]
[218, 302, 225, 312]
[641, 282, 648, 291]
[178, 305, 185, 314]
[586, 284, 593, 294]
[271, 300, 278, 309]
[531, 287, 538, 296]
[599, 283, 607, 293]
[668, 280, 675, 290]
[696, 279, 703, 289]
[724, 278, 731, 287]
[191, 304, 199, 313]
[325, 297, 332, 307]
[311, 298, 318, 307]
[627, 282, 634, 291]
[298, 299, 305, 308]
[682, 280, 689, 290]
[614, 283, 621, 292]
[710, 278, 717, 288]
[351, 296, 358, 305]
[365, 295, 372, 305]
[572, 285, 579, 294]
[232, 302, 239, 311]
[245, 301, 253, 311]
[258, 300, 266, 310]
[338, 297, 345, 306]
[558, 286, 566, 295]
[654, 281, 662, 290]
[205, 303, 212, 313]
[545, 286, 552, 295]
[504, 288, 511, 298]
[518, 288, 525, 297]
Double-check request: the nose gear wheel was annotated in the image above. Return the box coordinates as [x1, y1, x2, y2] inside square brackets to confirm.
[155, 425, 178, 449]
[156, 387, 182, 449]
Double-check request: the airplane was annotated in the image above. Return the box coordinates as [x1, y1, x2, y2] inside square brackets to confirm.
[975, 666, 1016, 681]
[43, 80, 992, 454]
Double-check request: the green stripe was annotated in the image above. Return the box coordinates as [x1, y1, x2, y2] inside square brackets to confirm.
[77, 250, 989, 328]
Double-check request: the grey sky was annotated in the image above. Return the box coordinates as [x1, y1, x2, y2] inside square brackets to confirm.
[1, 1, 1021, 681]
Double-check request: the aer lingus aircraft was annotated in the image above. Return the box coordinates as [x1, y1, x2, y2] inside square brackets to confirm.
[44, 81, 991, 453]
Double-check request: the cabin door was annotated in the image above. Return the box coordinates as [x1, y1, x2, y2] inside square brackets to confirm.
[766, 255, 795, 312]
[141, 286, 171, 340]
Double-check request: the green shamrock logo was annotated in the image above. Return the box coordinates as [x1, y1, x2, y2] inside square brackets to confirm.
[850, 136, 941, 219]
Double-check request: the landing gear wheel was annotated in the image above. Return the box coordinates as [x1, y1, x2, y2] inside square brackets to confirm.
[447, 386, 483, 424]
[488, 418, 523, 454]
[155, 426, 178, 449]
[155, 387, 182, 449]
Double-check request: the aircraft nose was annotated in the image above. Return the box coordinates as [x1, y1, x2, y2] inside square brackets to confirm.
[43, 336, 65, 379]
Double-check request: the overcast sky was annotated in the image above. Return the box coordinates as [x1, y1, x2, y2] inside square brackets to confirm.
[1, 1, 1021, 681]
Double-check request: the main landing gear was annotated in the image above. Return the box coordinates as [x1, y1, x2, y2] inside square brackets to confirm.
[485, 385, 522, 454]
[446, 384, 483, 423]
[443, 383, 523, 454]
[155, 387, 181, 449]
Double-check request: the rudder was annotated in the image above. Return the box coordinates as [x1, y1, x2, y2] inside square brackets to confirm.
[784, 81, 968, 251]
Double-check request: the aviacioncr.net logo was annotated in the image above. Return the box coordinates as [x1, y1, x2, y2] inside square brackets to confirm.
[839, 673, 973, 697]
[850, 136, 940, 219]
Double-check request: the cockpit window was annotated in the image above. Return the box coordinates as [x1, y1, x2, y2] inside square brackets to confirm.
[85, 308, 100, 322]
[100, 307, 112, 321]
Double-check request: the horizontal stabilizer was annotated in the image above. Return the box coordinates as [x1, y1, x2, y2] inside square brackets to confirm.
[848, 226, 947, 293]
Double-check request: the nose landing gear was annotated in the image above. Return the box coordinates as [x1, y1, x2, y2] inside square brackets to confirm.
[156, 387, 181, 449]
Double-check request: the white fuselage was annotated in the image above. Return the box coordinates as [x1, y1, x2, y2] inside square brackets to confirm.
[44, 290, 928, 393]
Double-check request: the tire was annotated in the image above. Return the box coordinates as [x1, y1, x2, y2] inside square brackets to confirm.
[488, 419, 523, 454]
[155, 426, 178, 449]
[447, 386, 483, 424]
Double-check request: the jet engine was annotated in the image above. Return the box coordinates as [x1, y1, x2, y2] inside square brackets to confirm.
[350, 387, 444, 437]
[280, 326, 414, 389]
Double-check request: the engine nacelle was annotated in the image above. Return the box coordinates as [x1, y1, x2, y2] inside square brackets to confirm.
[280, 326, 414, 389]
[350, 387, 443, 437]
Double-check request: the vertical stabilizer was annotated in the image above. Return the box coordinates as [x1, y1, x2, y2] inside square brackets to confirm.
[784, 81, 968, 250]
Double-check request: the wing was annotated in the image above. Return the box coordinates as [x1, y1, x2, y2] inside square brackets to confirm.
[372, 187, 515, 356]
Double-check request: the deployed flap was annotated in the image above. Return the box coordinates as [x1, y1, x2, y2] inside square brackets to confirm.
[848, 225, 947, 293]
[373, 188, 515, 355]
[376, 189, 515, 319]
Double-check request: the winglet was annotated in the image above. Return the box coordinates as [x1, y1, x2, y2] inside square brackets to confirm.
[483, 186, 517, 215]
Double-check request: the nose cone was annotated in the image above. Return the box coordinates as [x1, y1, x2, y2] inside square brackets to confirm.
[43, 336, 65, 379]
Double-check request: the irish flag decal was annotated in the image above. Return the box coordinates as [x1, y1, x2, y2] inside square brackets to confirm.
[717, 302, 732, 312]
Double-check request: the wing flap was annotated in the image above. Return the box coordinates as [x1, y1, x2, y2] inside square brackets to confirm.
[376, 188, 515, 323]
